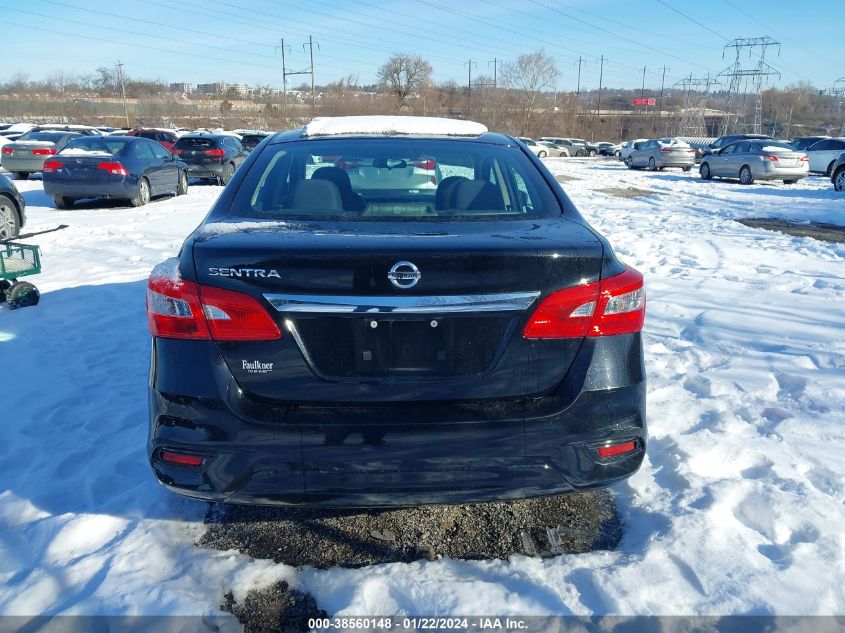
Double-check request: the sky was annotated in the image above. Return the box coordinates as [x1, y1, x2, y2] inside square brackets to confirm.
[0, 0, 840, 93]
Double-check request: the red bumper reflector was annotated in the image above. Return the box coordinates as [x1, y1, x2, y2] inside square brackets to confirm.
[160, 450, 203, 466]
[597, 441, 637, 458]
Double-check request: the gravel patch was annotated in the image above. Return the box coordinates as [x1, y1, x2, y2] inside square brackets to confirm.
[223, 581, 326, 633]
[200, 491, 621, 569]
[736, 218, 845, 243]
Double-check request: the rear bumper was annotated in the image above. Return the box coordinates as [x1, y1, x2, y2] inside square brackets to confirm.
[756, 165, 809, 180]
[43, 179, 135, 199]
[184, 163, 225, 178]
[149, 333, 646, 506]
[1, 157, 46, 173]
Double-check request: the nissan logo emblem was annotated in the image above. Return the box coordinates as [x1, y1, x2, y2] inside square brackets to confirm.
[388, 261, 421, 289]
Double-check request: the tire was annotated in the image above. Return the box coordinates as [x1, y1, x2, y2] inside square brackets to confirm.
[739, 165, 754, 185]
[7, 281, 39, 310]
[682, 166, 692, 172]
[834, 168, 845, 192]
[53, 195, 74, 209]
[782, 180, 797, 185]
[537, 151, 547, 158]
[220, 162, 235, 186]
[130, 178, 151, 207]
[0, 194, 20, 240]
[700, 162, 712, 180]
[588, 149, 597, 157]
[14, 171, 29, 181]
[825, 162, 836, 178]
[176, 170, 188, 196]
[0, 279, 10, 302]
[648, 157, 657, 171]
[576, 149, 586, 157]
[625, 156, 634, 169]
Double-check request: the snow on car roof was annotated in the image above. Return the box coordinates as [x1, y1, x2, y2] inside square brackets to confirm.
[303, 116, 488, 138]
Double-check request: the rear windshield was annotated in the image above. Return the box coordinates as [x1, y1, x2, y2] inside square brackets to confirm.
[754, 141, 796, 151]
[173, 137, 217, 149]
[229, 138, 561, 221]
[61, 137, 129, 155]
[21, 132, 68, 143]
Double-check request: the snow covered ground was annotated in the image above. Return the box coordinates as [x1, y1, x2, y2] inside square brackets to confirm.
[1, 162, 844, 618]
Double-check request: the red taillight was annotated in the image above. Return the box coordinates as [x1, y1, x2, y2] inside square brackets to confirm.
[146, 275, 281, 341]
[42, 160, 63, 173]
[659, 148, 672, 153]
[204, 148, 225, 157]
[160, 450, 203, 467]
[413, 158, 437, 170]
[523, 267, 645, 339]
[597, 441, 637, 458]
[97, 161, 128, 176]
[32, 148, 57, 156]
[763, 155, 779, 162]
[800, 156, 809, 163]
[1, 147, 12, 155]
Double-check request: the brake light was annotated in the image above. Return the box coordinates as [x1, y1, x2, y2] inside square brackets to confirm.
[160, 450, 203, 467]
[800, 156, 809, 163]
[42, 160, 63, 173]
[146, 275, 281, 341]
[204, 148, 226, 157]
[98, 161, 128, 176]
[413, 159, 436, 170]
[597, 441, 637, 458]
[523, 267, 645, 339]
[659, 148, 672, 153]
[1, 147, 12, 155]
[32, 148, 57, 156]
[763, 155, 779, 162]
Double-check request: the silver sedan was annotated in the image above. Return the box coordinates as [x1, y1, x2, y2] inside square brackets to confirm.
[699, 140, 809, 185]
[626, 138, 696, 171]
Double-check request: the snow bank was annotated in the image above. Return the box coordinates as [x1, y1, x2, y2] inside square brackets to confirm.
[58, 148, 113, 157]
[304, 116, 488, 138]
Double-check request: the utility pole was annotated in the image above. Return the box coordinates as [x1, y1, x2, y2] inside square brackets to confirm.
[279, 36, 315, 118]
[464, 59, 477, 97]
[574, 56, 585, 99]
[303, 36, 319, 112]
[596, 55, 605, 120]
[115, 60, 129, 128]
[278, 38, 288, 117]
[640, 66, 648, 98]
[654, 65, 669, 133]
[487, 58, 503, 89]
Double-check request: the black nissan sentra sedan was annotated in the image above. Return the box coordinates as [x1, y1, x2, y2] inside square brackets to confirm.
[146, 115, 647, 506]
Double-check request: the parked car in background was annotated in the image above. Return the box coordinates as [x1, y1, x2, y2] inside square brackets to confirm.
[29, 124, 102, 136]
[790, 136, 830, 152]
[804, 137, 845, 175]
[699, 139, 809, 185]
[42, 135, 189, 208]
[618, 139, 648, 162]
[626, 138, 695, 171]
[171, 134, 247, 185]
[595, 142, 618, 157]
[239, 131, 272, 152]
[517, 137, 549, 157]
[704, 134, 771, 156]
[1, 130, 82, 179]
[536, 140, 569, 157]
[539, 137, 588, 157]
[128, 128, 180, 151]
[0, 173, 26, 239]
[830, 152, 845, 192]
[146, 115, 647, 506]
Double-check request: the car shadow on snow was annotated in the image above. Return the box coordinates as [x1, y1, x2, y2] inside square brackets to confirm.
[0, 280, 198, 523]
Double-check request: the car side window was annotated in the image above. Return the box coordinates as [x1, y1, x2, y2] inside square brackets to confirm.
[720, 144, 735, 155]
[834, 140, 845, 150]
[233, 140, 245, 153]
[135, 141, 156, 160]
[149, 141, 170, 160]
[814, 140, 832, 150]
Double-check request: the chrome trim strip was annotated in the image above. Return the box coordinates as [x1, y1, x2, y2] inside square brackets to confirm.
[265, 291, 540, 314]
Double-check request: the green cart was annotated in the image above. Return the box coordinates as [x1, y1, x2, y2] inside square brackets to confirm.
[0, 241, 41, 309]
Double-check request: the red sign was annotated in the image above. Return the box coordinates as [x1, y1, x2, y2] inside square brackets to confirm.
[632, 98, 656, 106]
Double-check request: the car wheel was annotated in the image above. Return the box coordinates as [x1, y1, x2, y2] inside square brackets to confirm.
[700, 162, 712, 180]
[130, 178, 151, 207]
[0, 194, 20, 239]
[782, 180, 798, 185]
[588, 149, 597, 157]
[537, 150, 547, 158]
[177, 171, 188, 196]
[625, 156, 634, 169]
[682, 166, 692, 172]
[825, 162, 836, 178]
[6, 281, 39, 310]
[576, 149, 586, 157]
[739, 165, 754, 185]
[648, 157, 657, 171]
[221, 162, 235, 185]
[53, 195, 74, 209]
[834, 168, 845, 192]
[14, 172, 29, 181]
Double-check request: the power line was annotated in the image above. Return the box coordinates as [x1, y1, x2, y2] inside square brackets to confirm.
[653, 0, 729, 42]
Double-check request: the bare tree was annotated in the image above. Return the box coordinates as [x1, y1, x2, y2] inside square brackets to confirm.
[501, 50, 559, 135]
[377, 54, 433, 105]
